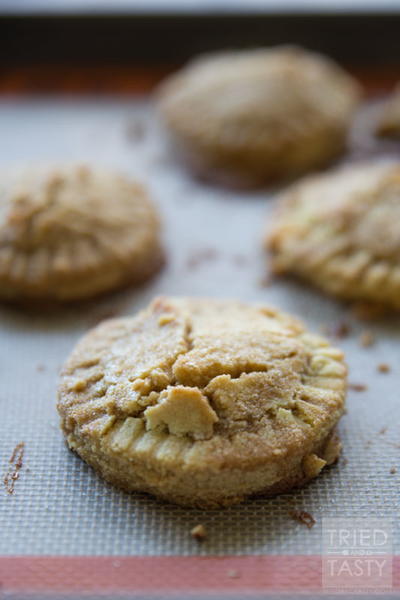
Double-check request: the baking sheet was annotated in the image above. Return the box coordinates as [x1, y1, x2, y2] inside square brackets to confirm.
[0, 96, 399, 564]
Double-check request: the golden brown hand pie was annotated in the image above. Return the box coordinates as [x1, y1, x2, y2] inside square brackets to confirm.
[58, 296, 346, 507]
[268, 161, 400, 310]
[0, 165, 163, 302]
[158, 46, 360, 186]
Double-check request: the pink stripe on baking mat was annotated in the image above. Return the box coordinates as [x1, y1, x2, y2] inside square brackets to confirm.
[0, 555, 399, 595]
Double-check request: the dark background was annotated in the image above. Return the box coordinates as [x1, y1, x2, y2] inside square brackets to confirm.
[1, 9, 399, 93]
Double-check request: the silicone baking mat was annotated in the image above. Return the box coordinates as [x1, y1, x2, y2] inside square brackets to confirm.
[0, 96, 399, 598]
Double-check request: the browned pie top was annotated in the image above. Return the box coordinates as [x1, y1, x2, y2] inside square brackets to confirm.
[0, 164, 161, 300]
[58, 297, 347, 470]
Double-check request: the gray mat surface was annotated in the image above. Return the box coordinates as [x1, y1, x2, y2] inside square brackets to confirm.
[0, 97, 399, 557]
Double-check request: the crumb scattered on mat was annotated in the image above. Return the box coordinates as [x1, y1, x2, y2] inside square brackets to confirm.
[321, 321, 352, 338]
[377, 363, 390, 373]
[232, 254, 248, 267]
[348, 383, 368, 392]
[186, 248, 218, 270]
[333, 321, 351, 339]
[191, 524, 207, 541]
[3, 442, 25, 495]
[390, 467, 397, 475]
[359, 330, 375, 348]
[290, 510, 316, 529]
[258, 272, 272, 287]
[227, 569, 240, 579]
[126, 119, 146, 142]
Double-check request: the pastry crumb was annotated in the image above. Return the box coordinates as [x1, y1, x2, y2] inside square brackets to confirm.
[158, 313, 175, 326]
[232, 254, 248, 267]
[3, 442, 25, 495]
[77, 164, 90, 180]
[290, 510, 316, 529]
[319, 324, 330, 336]
[322, 434, 342, 465]
[321, 321, 351, 338]
[390, 467, 397, 475]
[333, 321, 351, 339]
[377, 363, 390, 373]
[379, 427, 388, 435]
[36, 363, 46, 372]
[258, 272, 272, 287]
[186, 247, 218, 270]
[359, 330, 375, 348]
[126, 119, 146, 142]
[191, 524, 207, 541]
[227, 569, 240, 578]
[348, 383, 368, 392]
[303, 453, 326, 478]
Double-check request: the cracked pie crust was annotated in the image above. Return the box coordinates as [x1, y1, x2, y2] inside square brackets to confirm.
[268, 162, 400, 310]
[158, 46, 360, 186]
[58, 297, 347, 507]
[0, 165, 163, 302]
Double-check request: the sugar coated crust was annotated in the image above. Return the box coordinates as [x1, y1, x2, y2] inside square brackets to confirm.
[0, 165, 163, 302]
[58, 296, 347, 507]
[158, 46, 361, 186]
[268, 161, 400, 310]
